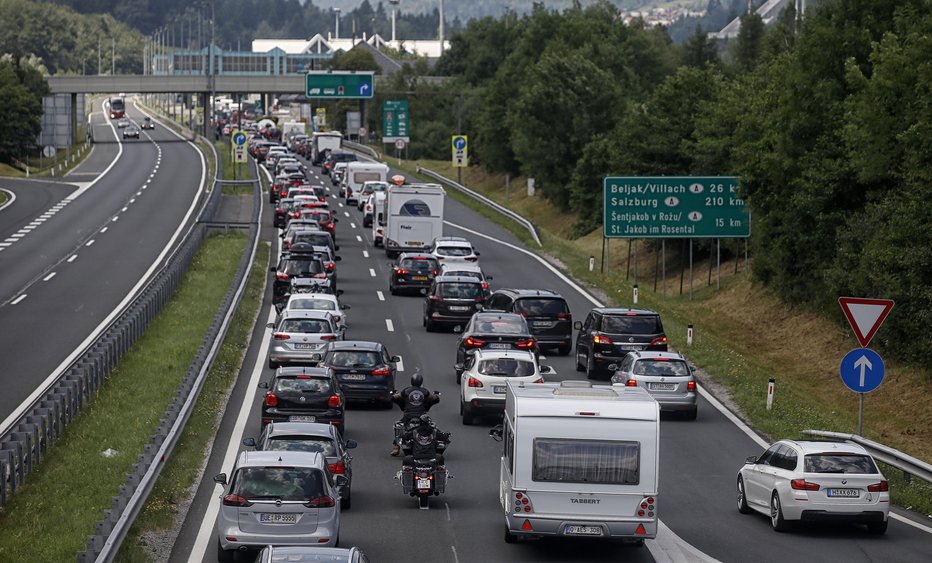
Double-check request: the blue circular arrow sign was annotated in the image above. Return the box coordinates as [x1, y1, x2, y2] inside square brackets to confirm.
[453, 136, 467, 150]
[839, 348, 885, 393]
[232, 131, 247, 146]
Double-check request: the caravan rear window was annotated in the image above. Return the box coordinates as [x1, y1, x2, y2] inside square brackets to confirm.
[532, 438, 640, 485]
[353, 171, 383, 184]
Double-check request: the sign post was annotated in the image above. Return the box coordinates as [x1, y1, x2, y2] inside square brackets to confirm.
[231, 130, 247, 180]
[837, 297, 895, 435]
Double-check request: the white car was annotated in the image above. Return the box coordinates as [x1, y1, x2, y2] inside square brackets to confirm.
[458, 349, 553, 425]
[737, 440, 890, 534]
[430, 236, 479, 264]
[280, 293, 348, 334]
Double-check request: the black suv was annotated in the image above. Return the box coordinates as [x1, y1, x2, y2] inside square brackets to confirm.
[574, 308, 668, 379]
[258, 366, 345, 432]
[484, 289, 573, 355]
[423, 274, 486, 331]
[270, 243, 327, 304]
[319, 340, 401, 407]
[454, 312, 538, 382]
[388, 253, 440, 295]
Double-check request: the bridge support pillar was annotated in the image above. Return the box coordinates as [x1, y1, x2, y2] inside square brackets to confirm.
[70, 92, 78, 146]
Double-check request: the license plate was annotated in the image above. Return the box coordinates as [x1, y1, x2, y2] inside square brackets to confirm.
[260, 513, 297, 524]
[564, 525, 602, 536]
[294, 343, 321, 350]
[289, 415, 316, 422]
[489, 343, 511, 349]
[417, 478, 431, 489]
[449, 306, 470, 312]
[827, 488, 860, 497]
[493, 385, 507, 394]
[532, 321, 553, 328]
[412, 276, 428, 281]
[619, 344, 644, 351]
[648, 383, 676, 391]
[342, 374, 366, 380]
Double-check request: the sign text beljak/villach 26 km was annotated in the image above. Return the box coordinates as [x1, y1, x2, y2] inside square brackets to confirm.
[603, 176, 750, 238]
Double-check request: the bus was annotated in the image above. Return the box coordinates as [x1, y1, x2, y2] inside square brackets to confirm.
[109, 96, 125, 119]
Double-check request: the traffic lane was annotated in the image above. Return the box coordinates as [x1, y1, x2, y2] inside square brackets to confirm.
[64, 109, 121, 179]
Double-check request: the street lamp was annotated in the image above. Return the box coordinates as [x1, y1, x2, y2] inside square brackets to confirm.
[333, 8, 341, 40]
[388, 0, 399, 42]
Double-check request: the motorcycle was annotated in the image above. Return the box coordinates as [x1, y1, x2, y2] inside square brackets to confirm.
[393, 415, 449, 456]
[397, 459, 450, 509]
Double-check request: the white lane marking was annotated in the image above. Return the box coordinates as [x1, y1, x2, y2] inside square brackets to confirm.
[129, 198, 136, 204]
[122, 206, 128, 212]
[4, 238, 16, 243]
[369, 268, 376, 277]
[85, 240, 95, 247]
[356, 235, 362, 243]
[136, 191, 142, 196]
[445, 502, 452, 521]
[43, 272, 56, 282]
[343, 211, 350, 217]
[377, 291, 385, 301]
[112, 216, 119, 222]
[10, 233, 24, 239]
[0, 188, 16, 212]
[28, 221, 41, 226]
[395, 356, 404, 372]
[101, 227, 108, 233]
[350, 223, 356, 229]
[0, 243, 10, 247]
[385, 319, 394, 332]
[67, 255, 77, 262]
[68, 107, 124, 200]
[11, 295, 26, 305]
[362, 250, 369, 258]
[451, 546, 459, 563]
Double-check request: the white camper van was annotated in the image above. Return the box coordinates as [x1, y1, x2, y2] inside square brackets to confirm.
[343, 162, 389, 206]
[311, 131, 343, 165]
[384, 183, 445, 258]
[494, 380, 660, 544]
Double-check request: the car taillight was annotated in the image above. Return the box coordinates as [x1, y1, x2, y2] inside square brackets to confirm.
[327, 394, 342, 407]
[326, 262, 335, 271]
[625, 379, 637, 387]
[395, 268, 409, 275]
[687, 381, 696, 391]
[265, 393, 278, 406]
[321, 335, 338, 341]
[467, 377, 483, 388]
[867, 481, 889, 492]
[790, 479, 821, 491]
[430, 295, 442, 301]
[273, 333, 290, 340]
[329, 460, 346, 475]
[650, 336, 669, 346]
[466, 256, 478, 262]
[432, 269, 440, 275]
[593, 334, 613, 345]
[371, 367, 391, 376]
[481, 282, 489, 290]
[304, 495, 335, 508]
[464, 337, 485, 347]
[533, 378, 543, 383]
[558, 313, 572, 320]
[276, 273, 290, 280]
[222, 494, 253, 507]
[516, 339, 535, 349]
[326, 223, 334, 231]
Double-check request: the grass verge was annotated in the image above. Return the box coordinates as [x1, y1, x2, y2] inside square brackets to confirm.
[0, 233, 247, 561]
[393, 157, 932, 517]
[214, 140, 254, 194]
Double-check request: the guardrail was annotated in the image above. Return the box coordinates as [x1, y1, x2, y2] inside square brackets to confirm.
[802, 430, 932, 484]
[344, 140, 381, 160]
[415, 166, 542, 247]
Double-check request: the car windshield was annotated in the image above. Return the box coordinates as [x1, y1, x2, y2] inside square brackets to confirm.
[279, 318, 331, 333]
[439, 282, 482, 299]
[265, 436, 337, 456]
[436, 246, 472, 256]
[233, 467, 324, 501]
[400, 258, 437, 271]
[514, 298, 569, 316]
[327, 351, 381, 368]
[274, 377, 332, 393]
[804, 454, 878, 474]
[602, 315, 662, 333]
[289, 299, 336, 311]
[282, 259, 324, 276]
[474, 318, 526, 335]
[632, 359, 689, 377]
[478, 358, 536, 377]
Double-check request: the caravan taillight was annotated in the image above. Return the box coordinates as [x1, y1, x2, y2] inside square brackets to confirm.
[514, 492, 533, 514]
[638, 496, 656, 518]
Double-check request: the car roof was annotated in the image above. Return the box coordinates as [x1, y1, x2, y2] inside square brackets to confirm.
[265, 421, 338, 439]
[237, 449, 325, 468]
[435, 239, 472, 247]
[782, 440, 872, 456]
[434, 236, 468, 244]
[627, 351, 686, 361]
[287, 293, 337, 302]
[594, 307, 660, 316]
[279, 309, 333, 320]
[398, 253, 437, 260]
[495, 288, 563, 298]
[435, 274, 481, 284]
[276, 366, 331, 377]
[474, 312, 525, 322]
[326, 340, 383, 351]
[264, 546, 359, 560]
[471, 348, 536, 361]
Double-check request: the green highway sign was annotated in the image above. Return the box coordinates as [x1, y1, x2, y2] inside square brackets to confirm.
[383, 100, 409, 142]
[305, 71, 374, 99]
[603, 176, 750, 238]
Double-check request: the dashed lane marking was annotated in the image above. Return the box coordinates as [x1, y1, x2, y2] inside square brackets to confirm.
[11, 295, 27, 305]
[369, 268, 376, 277]
[385, 319, 394, 332]
[43, 272, 56, 282]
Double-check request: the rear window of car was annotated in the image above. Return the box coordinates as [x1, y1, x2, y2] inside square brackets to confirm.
[474, 318, 526, 335]
[532, 438, 640, 485]
[327, 350, 381, 368]
[301, 210, 331, 221]
[804, 454, 878, 474]
[289, 299, 336, 311]
[514, 298, 569, 316]
[601, 315, 663, 334]
[632, 359, 690, 377]
[294, 234, 332, 247]
[280, 318, 332, 333]
[282, 259, 324, 276]
[233, 467, 324, 501]
[436, 245, 473, 256]
[439, 282, 482, 299]
[400, 258, 438, 271]
[274, 376, 332, 393]
[265, 436, 337, 456]
[478, 358, 536, 377]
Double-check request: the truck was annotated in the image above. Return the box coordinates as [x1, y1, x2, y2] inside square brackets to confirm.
[384, 183, 445, 258]
[342, 162, 389, 206]
[493, 380, 660, 545]
[311, 131, 343, 166]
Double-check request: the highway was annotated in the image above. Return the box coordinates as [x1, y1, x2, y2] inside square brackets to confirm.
[0, 98, 206, 434]
[171, 153, 932, 562]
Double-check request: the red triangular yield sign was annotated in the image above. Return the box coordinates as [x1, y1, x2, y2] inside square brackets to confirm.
[838, 297, 894, 348]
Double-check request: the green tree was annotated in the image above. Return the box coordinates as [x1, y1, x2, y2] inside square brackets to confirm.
[682, 24, 719, 68]
[332, 49, 380, 72]
[0, 56, 47, 163]
[730, 12, 765, 72]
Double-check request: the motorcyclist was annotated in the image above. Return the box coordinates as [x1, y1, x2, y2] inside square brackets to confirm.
[390, 373, 439, 456]
[402, 414, 450, 468]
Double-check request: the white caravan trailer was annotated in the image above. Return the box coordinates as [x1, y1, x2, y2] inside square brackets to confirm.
[311, 131, 343, 165]
[495, 380, 660, 544]
[384, 183, 445, 258]
[343, 162, 389, 206]
[370, 191, 388, 246]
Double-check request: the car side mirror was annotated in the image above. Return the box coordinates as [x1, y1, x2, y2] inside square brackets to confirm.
[540, 365, 554, 374]
[689, 365, 698, 372]
[475, 251, 481, 256]
[745, 456, 758, 465]
[258, 381, 270, 389]
[486, 276, 493, 281]
[213, 473, 228, 486]
[573, 321, 583, 330]
[345, 439, 358, 449]
[242, 437, 257, 448]
[391, 355, 401, 362]
[342, 304, 351, 310]
[269, 266, 277, 272]
[266, 322, 275, 329]
[489, 425, 503, 442]
[334, 474, 349, 487]
[607, 363, 618, 372]
[335, 245, 340, 251]
[333, 218, 339, 222]
[336, 290, 344, 296]
[454, 363, 464, 372]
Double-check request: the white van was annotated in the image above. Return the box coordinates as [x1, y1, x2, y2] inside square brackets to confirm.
[384, 183, 445, 258]
[343, 162, 389, 206]
[368, 192, 388, 245]
[311, 131, 343, 166]
[494, 380, 660, 544]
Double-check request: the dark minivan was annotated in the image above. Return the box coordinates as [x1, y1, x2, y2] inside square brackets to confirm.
[423, 274, 486, 331]
[319, 340, 400, 407]
[484, 289, 573, 355]
[259, 366, 345, 432]
[574, 307, 668, 379]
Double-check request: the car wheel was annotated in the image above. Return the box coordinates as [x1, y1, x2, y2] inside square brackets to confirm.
[556, 344, 572, 356]
[425, 317, 436, 332]
[770, 492, 790, 532]
[575, 349, 585, 372]
[389, 281, 397, 295]
[340, 486, 352, 510]
[504, 524, 518, 544]
[461, 401, 474, 425]
[585, 352, 597, 380]
[216, 539, 235, 562]
[867, 520, 888, 535]
[737, 476, 752, 514]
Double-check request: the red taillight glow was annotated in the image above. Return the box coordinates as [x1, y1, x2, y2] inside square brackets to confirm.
[635, 523, 646, 535]
[467, 377, 483, 388]
[515, 339, 535, 349]
[265, 393, 278, 407]
[430, 295, 442, 301]
[687, 381, 696, 391]
[222, 494, 253, 507]
[321, 335, 338, 341]
[327, 395, 342, 407]
[276, 273, 290, 280]
[326, 262, 335, 271]
[432, 269, 440, 276]
[395, 268, 409, 275]
[867, 481, 889, 492]
[273, 333, 290, 340]
[650, 336, 669, 346]
[790, 479, 821, 491]
[371, 367, 391, 376]
[593, 334, 613, 345]
[626, 379, 637, 387]
[464, 337, 485, 347]
[304, 495, 336, 508]
[329, 460, 346, 474]
[558, 313, 572, 320]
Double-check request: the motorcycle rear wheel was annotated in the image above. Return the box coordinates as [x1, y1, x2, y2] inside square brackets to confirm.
[417, 493, 430, 509]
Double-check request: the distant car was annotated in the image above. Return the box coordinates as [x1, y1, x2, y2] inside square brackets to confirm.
[213, 450, 344, 561]
[423, 274, 486, 331]
[610, 351, 697, 419]
[259, 366, 345, 430]
[454, 311, 538, 382]
[141, 117, 155, 129]
[243, 422, 357, 509]
[458, 348, 552, 425]
[267, 309, 341, 369]
[122, 124, 140, 139]
[485, 288, 573, 355]
[253, 546, 370, 563]
[737, 440, 890, 534]
[430, 236, 480, 264]
[439, 262, 492, 296]
[388, 253, 440, 296]
[270, 246, 328, 303]
[116, 118, 130, 128]
[574, 307, 668, 379]
[357, 180, 388, 212]
[319, 340, 401, 407]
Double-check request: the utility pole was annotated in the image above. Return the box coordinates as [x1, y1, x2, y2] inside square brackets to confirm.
[111, 37, 115, 75]
[334, 8, 341, 39]
[389, 0, 399, 42]
[439, 0, 445, 50]
[455, 94, 462, 184]
[98, 37, 101, 75]
[209, 0, 216, 139]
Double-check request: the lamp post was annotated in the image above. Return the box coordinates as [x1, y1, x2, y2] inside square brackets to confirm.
[389, 0, 399, 42]
[334, 8, 341, 39]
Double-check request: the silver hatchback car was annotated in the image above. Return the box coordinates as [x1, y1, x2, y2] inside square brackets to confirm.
[268, 310, 341, 369]
[214, 450, 345, 561]
[610, 351, 697, 419]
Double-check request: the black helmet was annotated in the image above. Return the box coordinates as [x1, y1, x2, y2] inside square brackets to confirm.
[411, 373, 423, 387]
[419, 413, 432, 424]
